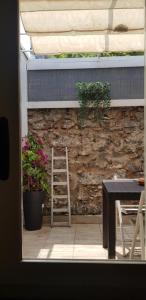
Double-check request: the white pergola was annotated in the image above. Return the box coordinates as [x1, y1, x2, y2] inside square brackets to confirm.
[20, 0, 144, 55]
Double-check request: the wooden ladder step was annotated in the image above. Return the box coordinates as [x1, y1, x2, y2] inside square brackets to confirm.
[53, 195, 68, 199]
[53, 182, 67, 186]
[53, 208, 68, 213]
[53, 156, 66, 160]
[53, 169, 67, 173]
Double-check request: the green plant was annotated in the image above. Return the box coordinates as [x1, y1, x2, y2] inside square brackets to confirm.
[22, 134, 49, 193]
[40, 51, 144, 59]
[76, 81, 111, 124]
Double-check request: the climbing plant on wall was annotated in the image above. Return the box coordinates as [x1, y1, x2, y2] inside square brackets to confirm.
[76, 81, 111, 125]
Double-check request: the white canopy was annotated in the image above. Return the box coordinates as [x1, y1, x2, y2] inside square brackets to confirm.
[20, 0, 144, 55]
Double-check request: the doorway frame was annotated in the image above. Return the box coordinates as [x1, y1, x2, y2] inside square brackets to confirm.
[0, 1, 146, 298]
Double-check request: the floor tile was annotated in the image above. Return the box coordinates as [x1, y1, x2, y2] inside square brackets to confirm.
[22, 223, 142, 261]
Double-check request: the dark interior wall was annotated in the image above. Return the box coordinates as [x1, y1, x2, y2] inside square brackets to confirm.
[0, 0, 21, 265]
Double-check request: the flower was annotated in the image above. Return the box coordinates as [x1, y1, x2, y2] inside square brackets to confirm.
[22, 134, 49, 193]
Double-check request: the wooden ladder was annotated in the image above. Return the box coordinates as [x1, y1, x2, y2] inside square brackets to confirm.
[51, 147, 71, 227]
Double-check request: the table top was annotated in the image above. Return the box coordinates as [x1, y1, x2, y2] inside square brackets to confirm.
[103, 179, 144, 194]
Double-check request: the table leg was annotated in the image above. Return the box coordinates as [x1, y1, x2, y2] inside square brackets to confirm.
[102, 185, 108, 248]
[108, 198, 116, 259]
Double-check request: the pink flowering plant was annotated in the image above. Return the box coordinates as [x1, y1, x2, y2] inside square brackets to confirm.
[22, 134, 49, 192]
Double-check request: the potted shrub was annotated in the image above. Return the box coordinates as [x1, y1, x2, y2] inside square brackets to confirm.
[22, 134, 49, 230]
[76, 81, 111, 125]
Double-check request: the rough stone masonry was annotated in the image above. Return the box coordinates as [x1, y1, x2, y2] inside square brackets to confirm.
[28, 107, 144, 216]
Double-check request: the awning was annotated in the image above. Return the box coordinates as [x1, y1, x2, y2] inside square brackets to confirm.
[20, 0, 145, 55]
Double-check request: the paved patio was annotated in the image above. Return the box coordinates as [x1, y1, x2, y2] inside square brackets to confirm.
[22, 223, 141, 260]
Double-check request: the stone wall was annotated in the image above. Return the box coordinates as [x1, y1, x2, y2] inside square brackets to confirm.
[28, 107, 144, 215]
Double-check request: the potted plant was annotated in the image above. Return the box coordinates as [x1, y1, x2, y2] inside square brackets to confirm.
[76, 81, 111, 125]
[22, 134, 49, 230]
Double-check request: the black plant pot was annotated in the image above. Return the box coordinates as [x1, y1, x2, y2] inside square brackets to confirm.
[23, 191, 45, 230]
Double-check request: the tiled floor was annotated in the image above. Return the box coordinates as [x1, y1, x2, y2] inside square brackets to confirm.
[22, 223, 142, 260]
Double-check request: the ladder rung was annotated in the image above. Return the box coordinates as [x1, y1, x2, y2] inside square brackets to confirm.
[53, 156, 66, 160]
[53, 208, 68, 213]
[53, 169, 67, 173]
[52, 222, 70, 227]
[53, 182, 67, 186]
[53, 195, 68, 199]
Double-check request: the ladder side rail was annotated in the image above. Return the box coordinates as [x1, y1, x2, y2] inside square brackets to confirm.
[51, 147, 54, 227]
[66, 147, 71, 226]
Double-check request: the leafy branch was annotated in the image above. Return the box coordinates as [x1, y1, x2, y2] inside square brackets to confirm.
[76, 81, 111, 125]
[22, 134, 49, 193]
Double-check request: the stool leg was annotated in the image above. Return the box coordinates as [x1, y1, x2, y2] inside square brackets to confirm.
[120, 224, 126, 256]
[130, 216, 140, 259]
[139, 212, 145, 259]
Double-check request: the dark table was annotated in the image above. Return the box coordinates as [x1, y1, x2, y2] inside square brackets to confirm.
[102, 179, 144, 259]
